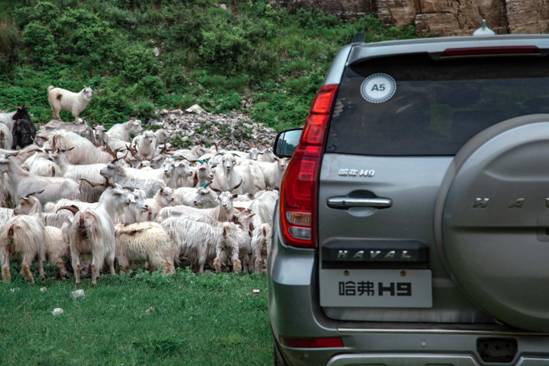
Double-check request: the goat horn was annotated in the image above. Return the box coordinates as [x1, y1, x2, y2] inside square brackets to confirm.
[79, 178, 106, 188]
[56, 205, 79, 215]
[104, 144, 117, 159]
[26, 189, 45, 197]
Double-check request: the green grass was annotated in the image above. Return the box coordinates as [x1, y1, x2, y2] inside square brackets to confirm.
[0, 270, 271, 366]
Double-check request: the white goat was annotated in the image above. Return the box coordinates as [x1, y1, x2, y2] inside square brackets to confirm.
[0, 156, 80, 206]
[14, 195, 70, 278]
[251, 158, 288, 189]
[67, 186, 127, 285]
[0, 123, 12, 149]
[0, 111, 16, 132]
[161, 217, 236, 273]
[144, 187, 174, 220]
[132, 130, 157, 161]
[191, 187, 219, 208]
[0, 214, 45, 283]
[48, 86, 93, 120]
[212, 222, 242, 273]
[107, 119, 143, 142]
[159, 191, 236, 222]
[100, 163, 165, 197]
[51, 149, 108, 202]
[0, 207, 14, 228]
[251, 223, 272, 272]
[211, 154, 261, 195]
[115, 222, 177, 274]
[154, 129, 169, 145]
[194, 161, 213, 187]
[48, 131, 114, 164]
[21, 151, 60, 177]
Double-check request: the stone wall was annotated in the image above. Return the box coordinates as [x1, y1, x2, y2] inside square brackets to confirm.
[273, 0, 549, 36]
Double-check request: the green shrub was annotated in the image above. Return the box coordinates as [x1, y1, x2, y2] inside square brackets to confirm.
[0, 21, 20, 75]
[0, 1, 416, 130]
[21, 21, 56, 67]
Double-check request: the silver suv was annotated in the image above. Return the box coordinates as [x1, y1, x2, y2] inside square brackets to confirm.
[269, 30, 549, 366]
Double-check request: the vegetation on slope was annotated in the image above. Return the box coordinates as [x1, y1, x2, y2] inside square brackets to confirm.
[0, 0, 415, 131]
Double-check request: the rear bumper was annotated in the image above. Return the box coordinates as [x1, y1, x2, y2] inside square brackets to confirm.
[268, 213, 549, 366]
[327, 354, 549, 366]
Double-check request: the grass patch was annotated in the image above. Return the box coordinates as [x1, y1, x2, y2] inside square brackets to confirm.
[0, 270, 271, 366]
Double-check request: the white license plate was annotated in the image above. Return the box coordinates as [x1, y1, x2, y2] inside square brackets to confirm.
[319, 269, 432, 308]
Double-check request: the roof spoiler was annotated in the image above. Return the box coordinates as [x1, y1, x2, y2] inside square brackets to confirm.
[351, 31, 365, 43]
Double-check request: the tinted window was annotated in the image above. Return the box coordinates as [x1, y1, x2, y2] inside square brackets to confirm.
[326, 53, 549, 155]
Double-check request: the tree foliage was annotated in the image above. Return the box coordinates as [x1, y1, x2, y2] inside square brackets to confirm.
[0, 1, 416, 129]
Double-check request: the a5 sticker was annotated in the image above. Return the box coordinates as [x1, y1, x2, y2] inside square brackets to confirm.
[360, 73, 397, 104]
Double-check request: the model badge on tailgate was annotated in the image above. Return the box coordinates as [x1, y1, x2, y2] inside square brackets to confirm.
[338, 168, 375, 177]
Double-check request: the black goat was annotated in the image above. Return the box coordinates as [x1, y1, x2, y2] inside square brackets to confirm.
[11, 106, 35, 148]
[12, 106, 31, 122]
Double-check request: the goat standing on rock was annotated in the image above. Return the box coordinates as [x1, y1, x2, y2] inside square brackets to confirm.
[48, 86, 93, 121]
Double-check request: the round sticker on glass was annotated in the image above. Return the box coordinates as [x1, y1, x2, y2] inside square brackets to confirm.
[360, 73, 397, 104]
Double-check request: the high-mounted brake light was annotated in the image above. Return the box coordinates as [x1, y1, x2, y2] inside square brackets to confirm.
[279, 84, 339, 248]
[442, 46, 540, 57]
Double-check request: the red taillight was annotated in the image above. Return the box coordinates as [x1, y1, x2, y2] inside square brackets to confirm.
[280, 336, 344, 348]
[442, 46, 540, 57]
[279, 84, 339, 248]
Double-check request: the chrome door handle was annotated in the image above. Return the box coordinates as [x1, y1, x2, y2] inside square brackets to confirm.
[327, 196, 392, 209]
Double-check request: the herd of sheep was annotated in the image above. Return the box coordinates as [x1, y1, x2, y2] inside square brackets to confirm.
[0, 86, 286, 285]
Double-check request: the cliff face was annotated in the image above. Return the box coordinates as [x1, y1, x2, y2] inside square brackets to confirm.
[274, 0, 549, 35]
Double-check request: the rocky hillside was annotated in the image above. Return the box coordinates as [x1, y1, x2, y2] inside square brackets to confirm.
[274, 0, 549, 35]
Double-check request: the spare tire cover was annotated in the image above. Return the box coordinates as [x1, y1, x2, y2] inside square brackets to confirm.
[435, 114, 549, 332]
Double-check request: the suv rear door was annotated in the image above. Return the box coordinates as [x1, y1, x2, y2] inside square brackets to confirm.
[317, 48, 549, 323]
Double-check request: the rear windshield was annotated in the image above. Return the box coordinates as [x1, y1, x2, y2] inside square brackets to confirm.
[326, 53, 549, 156]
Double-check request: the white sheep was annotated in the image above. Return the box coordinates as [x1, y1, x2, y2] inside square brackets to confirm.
[0, 156, 80, 206]
[115, 222, 178, 274]
[47, 86, 93, 120]
[107, 119, 143, 142]
[0, 214, 46, 283]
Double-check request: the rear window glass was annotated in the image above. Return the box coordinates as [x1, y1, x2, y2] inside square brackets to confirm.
[326, 53, 549, 155]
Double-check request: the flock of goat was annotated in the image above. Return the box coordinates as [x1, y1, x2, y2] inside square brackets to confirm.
[0, 88, 286, 286]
